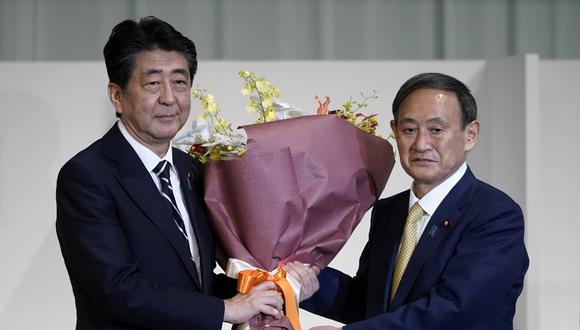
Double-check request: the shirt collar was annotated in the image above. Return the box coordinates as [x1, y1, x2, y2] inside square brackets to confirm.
[117, 121, 175, 173]
[409, 162, 467, 216]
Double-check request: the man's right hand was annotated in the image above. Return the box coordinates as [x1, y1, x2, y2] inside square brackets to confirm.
[223, 281, 284, 324]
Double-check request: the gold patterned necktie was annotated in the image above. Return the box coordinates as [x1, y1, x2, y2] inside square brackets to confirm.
[390, 202, 425, 301]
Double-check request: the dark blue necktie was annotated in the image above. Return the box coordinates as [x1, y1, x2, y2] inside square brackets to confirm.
[153, 160, 188, 240]
[153, 160, 201, 284]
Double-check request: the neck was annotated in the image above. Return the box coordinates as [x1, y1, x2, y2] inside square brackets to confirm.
[412, 183, 431, 199]
[120, 119, 171, 158]
[150, 144, 170, 158]
[412, 163, 467, 198]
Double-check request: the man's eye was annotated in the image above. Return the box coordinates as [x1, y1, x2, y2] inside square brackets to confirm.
[175, 80, 187, 85]
[402, 127, 416, 134]
[146, 81, 160, 87]
[431, 128, 443, 134]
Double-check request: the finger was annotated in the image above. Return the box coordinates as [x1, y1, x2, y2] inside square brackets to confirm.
[295, 261, 318, 279]
[253, 298, 282, 314]
[252, 280, 277, 291]
[251, 288, 283, 304]
[286, 262, 309, 281]
[290, 261, 311, 272]
[258, 304, 282, 318]
[263, 293, 284, 310]
[259, 294, 284, 313]
[284, 263, 302, 282]
[251, 289, 282, 301]
[312, 265, 321, 275]
[290, 262, 318, 287]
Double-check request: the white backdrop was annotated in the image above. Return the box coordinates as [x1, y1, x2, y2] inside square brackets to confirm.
[0, 57, 578, 329]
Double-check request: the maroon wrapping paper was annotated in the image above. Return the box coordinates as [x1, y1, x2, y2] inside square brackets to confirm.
[203, 115, 395, 272]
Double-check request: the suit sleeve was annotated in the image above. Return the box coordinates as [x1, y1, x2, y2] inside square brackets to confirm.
[345, 200, 528, 330]
[56, 157, 225, 329]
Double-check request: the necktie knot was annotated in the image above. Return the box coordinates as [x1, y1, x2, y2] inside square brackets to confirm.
[407, 202, 425, 224]
[154, 160, 171, 180]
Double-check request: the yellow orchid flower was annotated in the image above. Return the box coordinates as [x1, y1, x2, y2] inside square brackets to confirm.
[207, 102, 219, 114]
[241, 84, 253, 96]
[246, 100, 258, 113]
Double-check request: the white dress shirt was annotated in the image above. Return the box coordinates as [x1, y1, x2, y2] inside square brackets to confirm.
[409, 162, 467, 241]
[118, 121, 201, 275]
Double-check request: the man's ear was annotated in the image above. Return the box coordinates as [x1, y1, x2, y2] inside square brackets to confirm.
[390, 119, 397, 137]
[464, 120, 480, 152]
[107, 83, 123, 116]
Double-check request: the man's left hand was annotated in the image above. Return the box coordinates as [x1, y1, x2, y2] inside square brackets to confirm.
[283, 261, 320, 302]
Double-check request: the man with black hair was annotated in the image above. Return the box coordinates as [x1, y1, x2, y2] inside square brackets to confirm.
[304, 72, 529, 330]
[56, 16, 282, 329]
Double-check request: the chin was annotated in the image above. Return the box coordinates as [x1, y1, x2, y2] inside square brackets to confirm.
[404, 163, 431, 174]
[154, 129, 179, 141]
[157, 123, 181, 134]
[409, 170, 438, 182]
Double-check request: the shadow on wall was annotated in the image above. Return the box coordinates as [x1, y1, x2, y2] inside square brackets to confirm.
[0, 90, 75, 329]
[0, 230, 74, 329]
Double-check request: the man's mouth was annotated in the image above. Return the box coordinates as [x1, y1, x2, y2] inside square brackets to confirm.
[156, 113, 178, 118]
[411, 158, 436, 164]
[156, 113, 178, 122]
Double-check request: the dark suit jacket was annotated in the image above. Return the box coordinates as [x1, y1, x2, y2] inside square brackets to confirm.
[303, 167, 529, 329]
[56, 124, 233, 329]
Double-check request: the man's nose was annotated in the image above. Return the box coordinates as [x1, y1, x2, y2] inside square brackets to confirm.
[159, 81, 176, 105]
[412, 129, 432, 152]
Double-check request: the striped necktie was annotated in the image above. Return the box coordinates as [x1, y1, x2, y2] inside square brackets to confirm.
[153, 160, 189, 240]
[390, 202, 425, 301]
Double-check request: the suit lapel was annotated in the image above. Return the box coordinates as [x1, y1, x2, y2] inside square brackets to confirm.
[390, 169, 476, 308]
[366, 193, 409, 316]
[173, 150, 208, 291]
[102, 125, 201, 289]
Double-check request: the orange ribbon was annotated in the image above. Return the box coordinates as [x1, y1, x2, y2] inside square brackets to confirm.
[237, 267, 302, 330]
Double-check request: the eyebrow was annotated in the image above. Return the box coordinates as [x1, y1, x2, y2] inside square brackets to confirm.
[142, 68, 189, 77]
[427, 117, 446, 125]
[398, 117, 447, 125]
[398, 118, 416, 125]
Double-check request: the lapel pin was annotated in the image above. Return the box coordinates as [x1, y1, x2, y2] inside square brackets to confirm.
[427, 225, 440, 238]
[441, 219, 452, 229]
[429, 219, 452, 238]
[187, 170, 194, 190]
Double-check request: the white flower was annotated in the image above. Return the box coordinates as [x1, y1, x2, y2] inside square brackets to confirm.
[174, 120, 214, 145]
[273, 99, 304, 120]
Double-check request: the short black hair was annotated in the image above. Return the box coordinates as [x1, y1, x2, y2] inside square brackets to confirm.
[392, 72, 477, 128]
[103, 16, 197, 91]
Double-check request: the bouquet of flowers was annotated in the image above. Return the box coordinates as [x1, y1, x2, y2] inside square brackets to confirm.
[175, 70, 395, 330]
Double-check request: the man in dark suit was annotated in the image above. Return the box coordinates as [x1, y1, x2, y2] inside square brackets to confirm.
[56, 16, 283, 329]
[302, 72, 529, 329]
